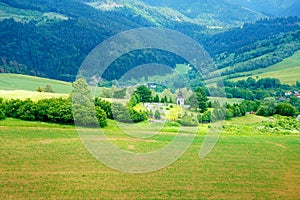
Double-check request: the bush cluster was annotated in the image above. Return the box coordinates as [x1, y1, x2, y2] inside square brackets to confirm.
[0, 97, 110, 127]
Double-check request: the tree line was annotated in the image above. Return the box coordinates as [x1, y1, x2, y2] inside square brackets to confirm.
[0, 78, 299, 126]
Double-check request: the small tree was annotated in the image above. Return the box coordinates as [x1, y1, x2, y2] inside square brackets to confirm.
[37, 86, 43, 92]
[44, 84, 55, 93]
[187, 93, 199, 110]
[129, 93, 140, 107]
[200, 110, 211, 123]
[111, 102, 131, 123]
[153, 94, 160, 103]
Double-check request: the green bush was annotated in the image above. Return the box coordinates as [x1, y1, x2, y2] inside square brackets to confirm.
[4, 99, 23, 118]
[36, 98, 73, 124]
[179, 115, 199, 126]
[276, 103, 297, 117]
[0, 109, 6, 120]
[95, 107, 107, 127]
[16, 99, 36, 121]
[129, 108, 148, 123]
[95, 97, 113, 119]
[165, 121, 181, 127]
[199, 111, 212, 123]
[112, 103, 147, 123]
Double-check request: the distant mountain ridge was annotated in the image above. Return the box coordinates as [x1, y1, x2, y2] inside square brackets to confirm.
[81, 0, 265, 28]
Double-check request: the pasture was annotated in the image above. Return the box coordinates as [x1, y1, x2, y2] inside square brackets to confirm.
[0, 73, 72, 94]
[231, 50, 300, 84]
[0, 90, 69, 101]
[0, 117, 299, 199]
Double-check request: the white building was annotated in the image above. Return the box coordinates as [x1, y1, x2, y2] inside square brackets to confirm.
[177, 91, 184, 106]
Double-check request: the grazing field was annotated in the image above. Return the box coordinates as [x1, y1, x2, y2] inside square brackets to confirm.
[0, 90, 69, 101]
[0, 117, 299, 199]
[0, 73, 72, 94]
[231, 50, 300, 84]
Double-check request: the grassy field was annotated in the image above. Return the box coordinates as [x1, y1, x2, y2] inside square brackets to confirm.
[0, 74, 72, 94]
[231, 50, 300, 84]
[0, 117, 299, 199]
[0, 90, 69, 101]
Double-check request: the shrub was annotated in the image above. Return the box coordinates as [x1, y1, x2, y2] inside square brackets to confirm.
[0, 109, 5, 120]
[95, 107, 107, 127]
[225, 109, 234, 120]
[199, 110, 212, 123]
[179, 115, 199, 126]
[111, 102, 147, 123]
[5, 99, 23, 118]
[36, 98, 73, 124]
[16, 99, 36, 121]
[276, 103, 297, 117]
[37, 87, 43, 92]
[165, 121, 181, 127]
[95, 97, 113, 119]
[129, 108, 148, 123]
[257, 97, 277, 117]
[44, 84, 55, 93]
[111, 102, 131, 123]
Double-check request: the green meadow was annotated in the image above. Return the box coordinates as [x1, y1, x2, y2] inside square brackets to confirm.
[0, 73, 72, 94]
[0, 117, 299, 199]
[231, 50, 300, 84]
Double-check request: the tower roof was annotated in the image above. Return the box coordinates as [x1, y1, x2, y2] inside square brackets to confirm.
[177, 91, 184, 99]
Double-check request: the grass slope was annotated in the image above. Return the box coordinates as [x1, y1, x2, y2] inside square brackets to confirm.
[0, 90, 69, 100]
[231, 50, 300, 84]
[0, 73, 72, 94]
[0, 117, 299, 199]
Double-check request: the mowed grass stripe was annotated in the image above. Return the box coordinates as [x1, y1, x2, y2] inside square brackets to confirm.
[0, 119, 299, 199]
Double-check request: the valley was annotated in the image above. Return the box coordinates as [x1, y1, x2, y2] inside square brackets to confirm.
[0, 0, 300, 199]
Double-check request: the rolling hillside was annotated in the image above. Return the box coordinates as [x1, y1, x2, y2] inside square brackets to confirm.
[225, 0, 297, 16]
[0, 74, 72, 93]
[79, 0, 265, 28]
[0, 0, 299, 85]
[230, 50, 300, 85]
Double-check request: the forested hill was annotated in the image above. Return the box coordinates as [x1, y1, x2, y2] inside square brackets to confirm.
[225, 0, 299, 17]
[0, 0, 149, 81]
[0, 0, 299, 83]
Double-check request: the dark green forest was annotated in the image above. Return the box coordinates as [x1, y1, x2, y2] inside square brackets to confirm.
[0, 0, 299, 84]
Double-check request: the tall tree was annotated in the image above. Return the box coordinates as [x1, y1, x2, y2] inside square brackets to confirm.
[135, 85, 152, 103]
[195, 87, 208, 113]
[72, 78, 106, 127]
[187, 93, 199, 110]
